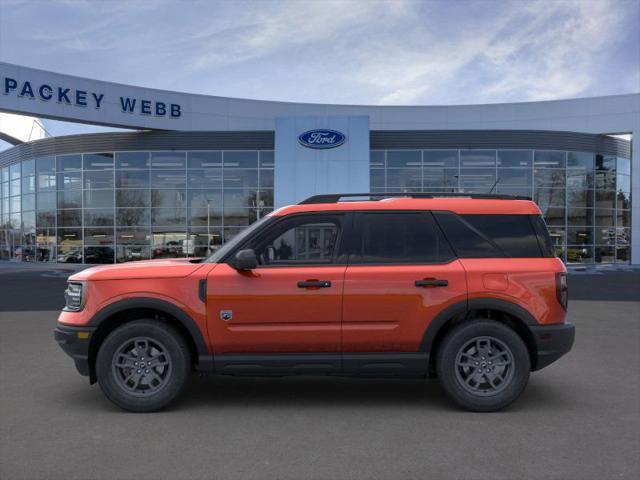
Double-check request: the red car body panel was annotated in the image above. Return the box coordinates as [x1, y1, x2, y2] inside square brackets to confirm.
[205, 263, 345, 353]
[57, 198, 566, 359]
[461, 258, 567, 325]
[341, 261, 467, 352]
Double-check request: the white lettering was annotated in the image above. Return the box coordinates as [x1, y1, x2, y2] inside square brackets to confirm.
[308, 132, 336, 144]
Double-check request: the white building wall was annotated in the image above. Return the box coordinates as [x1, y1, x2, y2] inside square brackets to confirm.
[274, 116, 370, 207]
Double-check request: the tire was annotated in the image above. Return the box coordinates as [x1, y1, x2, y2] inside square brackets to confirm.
[436, 319, 530, 412]
[96, 320, 191, 412]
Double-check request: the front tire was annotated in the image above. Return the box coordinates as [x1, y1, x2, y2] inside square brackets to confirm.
[436, 319, 530, 412]
[96, 320, 191, 412]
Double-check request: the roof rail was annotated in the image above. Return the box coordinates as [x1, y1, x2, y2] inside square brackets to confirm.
[298, 192, 532, 204]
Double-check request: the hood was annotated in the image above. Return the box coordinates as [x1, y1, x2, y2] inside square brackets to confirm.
[69, 258, 206, 281]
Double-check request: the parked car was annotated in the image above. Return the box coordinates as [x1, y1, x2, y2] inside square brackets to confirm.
[55, 193, 574, 412]
[56, 249, 82, 263]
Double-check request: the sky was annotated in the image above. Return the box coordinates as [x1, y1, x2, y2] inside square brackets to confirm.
[0, 0, 639, 142]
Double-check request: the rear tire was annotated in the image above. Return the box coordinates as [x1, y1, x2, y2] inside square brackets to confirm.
[436, 319, 530, 412]
[96, 320, 191, 412]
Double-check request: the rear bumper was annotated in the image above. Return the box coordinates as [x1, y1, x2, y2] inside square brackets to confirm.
[54, 324, 95, 377]
[529, 322, 575, 371]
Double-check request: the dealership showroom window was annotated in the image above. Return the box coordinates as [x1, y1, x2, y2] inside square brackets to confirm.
[0, 146, 632, 265]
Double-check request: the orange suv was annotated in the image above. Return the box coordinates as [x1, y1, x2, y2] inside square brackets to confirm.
[54, 193, 574, 412]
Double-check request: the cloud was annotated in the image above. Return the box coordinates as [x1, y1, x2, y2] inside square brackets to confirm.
[0, 0, 637, 106]
[186, 0, 413, 71]
[472, 0, 627, 102]
[353, 0, 633, 104]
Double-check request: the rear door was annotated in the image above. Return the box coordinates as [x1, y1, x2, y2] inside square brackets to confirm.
[341, 211, 467, 352]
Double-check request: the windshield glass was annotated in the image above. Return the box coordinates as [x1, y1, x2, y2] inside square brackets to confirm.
[205, 215, 273, 263]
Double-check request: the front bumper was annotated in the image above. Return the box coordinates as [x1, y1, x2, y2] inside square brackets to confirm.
[529, 322, 575, 371]
[54, 324, 95, 377]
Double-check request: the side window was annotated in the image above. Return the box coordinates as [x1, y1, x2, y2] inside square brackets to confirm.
[433, 212, 503, 258]
[433, 212, 545, 258]
[352, 212, 454, 264]
[530, 215, 555, 257]
[251, 216, 341, 265]
[462, 215, 543, 257]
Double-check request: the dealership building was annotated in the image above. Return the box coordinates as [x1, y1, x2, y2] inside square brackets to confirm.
[0, 62, 638, 265]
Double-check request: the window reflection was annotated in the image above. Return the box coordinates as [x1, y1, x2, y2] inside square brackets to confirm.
[188, 229, 223, 257]
[117, 245, 151, 263]
[387, 169, 421, 190]
[187, 151, 222, 169]
[460, 151, 496, 167]
[116, 152, 149, 169]
[1, 147, 631, 265]
[57, 155, 82, 171]
[498, 151, 532, 168]
[84, 171, 113, 189]
[84, 246, 114, 264]
[152, 230, 188, 258]
[150, 152, 186, 169]
[387, 151, 421, 168]
[424, 150, 458, 168]
[116, 170, 149, 188]
[535, 151, 566, 168]
[83, 153, 114, 170]
[224, 151, 258, 169]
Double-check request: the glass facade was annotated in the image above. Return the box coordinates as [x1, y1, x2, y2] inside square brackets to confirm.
[370, 149, 632, 264]
[0, 150, 274, 263]
[0, 147, 632, 265]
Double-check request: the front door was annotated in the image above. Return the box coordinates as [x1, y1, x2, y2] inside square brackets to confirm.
[206, 213, 347, 355]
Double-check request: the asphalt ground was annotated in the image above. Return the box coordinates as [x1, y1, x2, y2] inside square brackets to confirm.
[0, 265, 639, 479]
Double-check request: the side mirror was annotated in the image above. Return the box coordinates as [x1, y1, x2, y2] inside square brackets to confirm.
[231, 249, 258, 270]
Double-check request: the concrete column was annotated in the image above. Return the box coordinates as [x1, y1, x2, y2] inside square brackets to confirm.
[631, 129, 639, 265]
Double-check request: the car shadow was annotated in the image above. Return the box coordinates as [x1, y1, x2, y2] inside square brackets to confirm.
[178, 375, 452, 410]
[57, 374, 573, 414]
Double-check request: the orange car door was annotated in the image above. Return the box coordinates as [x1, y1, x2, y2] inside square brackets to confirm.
[206, 213, 347, 354]
[342, 211, 467, 352]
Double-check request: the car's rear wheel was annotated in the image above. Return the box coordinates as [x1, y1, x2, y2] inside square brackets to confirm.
[96, 320, 191, 412]
[436, 319, 530, 412]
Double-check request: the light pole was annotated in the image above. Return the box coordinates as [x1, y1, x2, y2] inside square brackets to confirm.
[206, 200, 211, 255]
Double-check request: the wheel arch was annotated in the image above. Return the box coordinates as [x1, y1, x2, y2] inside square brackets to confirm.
[87, 298, 212, 383]
[421, 298, 539, 374]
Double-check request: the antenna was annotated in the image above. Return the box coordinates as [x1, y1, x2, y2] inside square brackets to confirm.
[489, 177, 501, 193]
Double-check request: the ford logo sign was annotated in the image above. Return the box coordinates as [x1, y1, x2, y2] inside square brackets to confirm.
[298, 129, 346, 149]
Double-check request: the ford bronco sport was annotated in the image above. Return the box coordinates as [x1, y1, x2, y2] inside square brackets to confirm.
[54, 193, 574, 412]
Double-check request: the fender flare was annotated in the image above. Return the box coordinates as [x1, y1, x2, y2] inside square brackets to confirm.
[419, 297, 537, 353]
[87, 297, 212, 370]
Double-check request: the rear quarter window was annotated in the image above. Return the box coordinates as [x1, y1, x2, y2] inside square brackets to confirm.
[434, 212, 548, 258]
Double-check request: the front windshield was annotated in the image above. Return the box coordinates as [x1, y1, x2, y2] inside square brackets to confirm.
[205, 214, 273, 263]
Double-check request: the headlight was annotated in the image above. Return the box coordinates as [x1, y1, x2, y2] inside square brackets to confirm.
[64, 282, 85, 311]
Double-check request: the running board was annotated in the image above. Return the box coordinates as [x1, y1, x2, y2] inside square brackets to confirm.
[196, 352, 429, 377]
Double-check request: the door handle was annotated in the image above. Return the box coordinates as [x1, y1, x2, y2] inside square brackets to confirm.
[297, 280, 332, 289]
[415, 279, 448, 287]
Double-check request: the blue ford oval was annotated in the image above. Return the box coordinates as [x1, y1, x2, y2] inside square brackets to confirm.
[298, 129, 346, 149]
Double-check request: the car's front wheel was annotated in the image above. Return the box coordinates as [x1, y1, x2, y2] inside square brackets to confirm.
[436, 319, 530, 412]
[96, 320, 191, 412]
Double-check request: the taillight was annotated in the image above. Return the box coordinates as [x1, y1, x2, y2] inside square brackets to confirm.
[556, 272, 568, 310]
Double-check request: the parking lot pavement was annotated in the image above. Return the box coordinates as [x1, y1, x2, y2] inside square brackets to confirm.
[0, 298, 638, 480]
